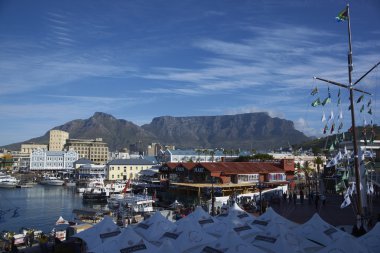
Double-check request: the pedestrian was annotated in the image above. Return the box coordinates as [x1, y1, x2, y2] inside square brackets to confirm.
[10, 236, 19, 253]
[288, 192, 292, 203]
[300, 190, 304, 204]
[293, 192, 297, 205]
[321, 195, 326, 206]
[315, 193, 320, 210]
[29, 230, 34, 247]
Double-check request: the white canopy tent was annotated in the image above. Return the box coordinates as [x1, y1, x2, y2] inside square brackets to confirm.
[73, 216, 120, 252]
[134, 211, 176, 243]
[317, 234, 370, 253]
[357, 222, 380, 253]
[294, 213, 350, 247]
[90, 226, 157, 253]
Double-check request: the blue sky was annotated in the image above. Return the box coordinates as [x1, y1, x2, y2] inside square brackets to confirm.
[0, 0, 379, 146]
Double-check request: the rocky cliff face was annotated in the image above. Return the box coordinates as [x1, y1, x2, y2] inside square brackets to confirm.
[142, 112, 310, 150]
[3, 112, 310, 151]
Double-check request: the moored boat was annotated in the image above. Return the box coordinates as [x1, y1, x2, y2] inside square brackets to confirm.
[0, 173, 19, 188]
[39, 175, 65, 186]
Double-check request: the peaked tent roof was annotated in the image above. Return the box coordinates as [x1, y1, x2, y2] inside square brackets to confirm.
[294, 213, 350, 247]
[357, 222, 380, 253]
[90, 226, 156, 253]
[73, 216, 120, 252]
[134, 211, 177, 242]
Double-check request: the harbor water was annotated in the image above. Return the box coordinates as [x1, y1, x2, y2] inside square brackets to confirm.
[0, 185, 106, 233]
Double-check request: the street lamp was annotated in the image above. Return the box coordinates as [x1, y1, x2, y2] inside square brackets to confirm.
[257, 181, 265, 214]
[211, 176, 215, 216]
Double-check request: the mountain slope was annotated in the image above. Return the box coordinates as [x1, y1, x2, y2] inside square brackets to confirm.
[2, 112, 311, 151]
[142, 112, 310, 150]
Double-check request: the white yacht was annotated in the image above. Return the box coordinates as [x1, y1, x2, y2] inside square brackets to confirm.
[0, 173, 19, 188]
[39, 175, 65, 186]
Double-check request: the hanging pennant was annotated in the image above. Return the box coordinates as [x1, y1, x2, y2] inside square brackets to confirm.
[323, 124, 328, 134]
[367, 99, 372, 108]
[360, 104, 365, 113]
[329, 110, 334, 121]
[321, 111, 326, 122]
[337, 88, 341, 97]
[356, 95, 364, 103]
[337, 97, 341, 105]
[339, 110, 343, 119]
[348, 104, 352, 111]
[328, 86, 331, 98]
[338, 121, 343, 131]
[329, 143, 335, 151]
[330, 123, 335, 134]
[311, 98, 321, 107]
[368, 108, 372, 115]
[322, 97, 331, 106]
[311, 87, 318, 96]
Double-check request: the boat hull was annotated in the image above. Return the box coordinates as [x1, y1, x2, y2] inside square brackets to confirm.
[0, 182, 17, 188]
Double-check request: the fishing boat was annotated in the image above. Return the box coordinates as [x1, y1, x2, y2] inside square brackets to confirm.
[0, 173, 19, 188]
[82, 187, 109, 203]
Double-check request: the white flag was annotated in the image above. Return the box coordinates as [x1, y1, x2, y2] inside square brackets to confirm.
[329, 110, 334, 122]
[339, 110, 343, 119]
[340, 193, 351, 208]
[322, 112, 326, 122]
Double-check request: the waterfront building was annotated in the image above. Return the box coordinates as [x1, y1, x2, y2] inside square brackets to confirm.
[107, 158, 159, 181]
[157, 149, 227, 163]
[269, 153, 327, 175]
[30, 148, 78, 171]
[159, 159, 294, 197]
[64, 138, 109, 165]
[73, 158, 94, 169]
[49, 130, 69, 151]
[76, 164, 106, 179]
[20, 143, 48, 154]
[147, 142, 162, 156]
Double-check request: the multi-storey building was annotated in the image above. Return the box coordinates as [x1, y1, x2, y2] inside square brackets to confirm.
[64, 138, 109, 165]
[106, 158, 159, 181]
[147, 143, 162, 156]
[30, 148, 78, 171]
[21, 143, 48, 154]
[49, 130, 69, 151]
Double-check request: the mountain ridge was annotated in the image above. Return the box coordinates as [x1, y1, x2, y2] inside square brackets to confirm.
[2, 112, 311, 151]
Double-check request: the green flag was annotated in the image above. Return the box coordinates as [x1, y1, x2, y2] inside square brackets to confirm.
[357, 95, 364, 103]
[311, 98, 321, 107]
[322, 97, 331, 106]
[360, 104, 365, 113]
[368, 108, 372, 115]
[367, 99, 372, 107]
[311, 87, 318, 96]
[336, 7, 348, 22]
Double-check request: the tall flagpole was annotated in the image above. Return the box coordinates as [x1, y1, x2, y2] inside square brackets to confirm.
[314, 4, 380, 232]
[346, 4, 364, 225]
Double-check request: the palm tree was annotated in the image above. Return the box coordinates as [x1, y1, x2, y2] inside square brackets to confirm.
[203, 149, 209, 162]
[313, 156, 324, 193]
[209, 150, 215, 162]
[196, 149, 202, 162]
[302, 161, 314, 195]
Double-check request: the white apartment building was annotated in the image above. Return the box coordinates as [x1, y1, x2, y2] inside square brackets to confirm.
[30, 148, 78, 171]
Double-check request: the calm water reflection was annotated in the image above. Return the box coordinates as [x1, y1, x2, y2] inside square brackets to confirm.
[0, 185, 106, 233]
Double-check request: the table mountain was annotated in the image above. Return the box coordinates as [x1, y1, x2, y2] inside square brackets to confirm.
[141, 112, 310, 150]
[2, 112, 310, 151]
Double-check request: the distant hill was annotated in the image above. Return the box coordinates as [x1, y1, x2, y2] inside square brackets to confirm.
[295, 125, 379, 153]
[2, 112, 311, 151]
